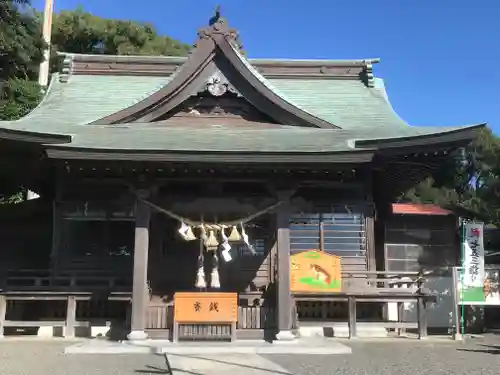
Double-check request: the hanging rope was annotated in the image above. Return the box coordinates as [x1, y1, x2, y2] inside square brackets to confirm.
[137, 195, 287, 228]
[211, 253, 220, 288]
[195, 214, 207, 289]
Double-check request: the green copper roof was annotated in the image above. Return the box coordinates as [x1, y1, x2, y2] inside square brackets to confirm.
[0, 62, 484, 153]
[53, 126, 356, 152]
[40, 123, 480, 153]
[1, 75, 171, 133]
[1, 72, 472, 133]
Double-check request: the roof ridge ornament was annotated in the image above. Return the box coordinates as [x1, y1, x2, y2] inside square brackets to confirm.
[209, 4, 221, 26]
[205, 70, 239, 97]
[194, 5, 243, 52]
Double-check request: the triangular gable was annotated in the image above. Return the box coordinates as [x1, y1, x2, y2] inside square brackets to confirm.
[89, 10, 338, 129]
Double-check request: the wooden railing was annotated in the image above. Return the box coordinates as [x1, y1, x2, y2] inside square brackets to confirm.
[146, 303, 173, 330]
[237, 305, 276, 329]
[0, 294, 131, 338]
[1, 268, 436, 339]
[293, 270, 436, 339]
[145, 304, 276, 331]
[340, 270, 428, 292]
[1, 269, 132, 291]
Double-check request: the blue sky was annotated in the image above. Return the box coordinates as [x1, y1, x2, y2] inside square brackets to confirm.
[32, 0, 499, 132]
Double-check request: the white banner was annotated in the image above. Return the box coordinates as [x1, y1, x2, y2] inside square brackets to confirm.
[462, 222, 485, 287]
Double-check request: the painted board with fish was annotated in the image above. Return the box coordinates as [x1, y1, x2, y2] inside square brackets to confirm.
[290, 250, 342, 293]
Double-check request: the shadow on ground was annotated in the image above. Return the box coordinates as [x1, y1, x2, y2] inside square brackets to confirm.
[457, 344, 500, 355]
[135, 364, 201, 375]
[135, 353, 291, 375]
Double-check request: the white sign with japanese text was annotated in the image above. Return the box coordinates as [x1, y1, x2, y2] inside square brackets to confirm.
[462, 222, 485, 287]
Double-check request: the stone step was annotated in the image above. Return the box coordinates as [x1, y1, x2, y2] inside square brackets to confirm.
[64, 338, 353, 355]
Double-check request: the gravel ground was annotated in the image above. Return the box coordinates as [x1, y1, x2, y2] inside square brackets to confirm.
[1, 335, 500, 375]
[265, 335, 500, 375]
[0, 341, 289, 375]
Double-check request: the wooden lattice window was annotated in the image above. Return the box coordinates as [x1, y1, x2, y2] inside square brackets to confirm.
[384, 215, 456, 272]
[289, 205, 367, 270]
[59, 200, 135, 258]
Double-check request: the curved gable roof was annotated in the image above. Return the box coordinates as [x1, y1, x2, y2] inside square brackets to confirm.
[89, 15, 337, 128]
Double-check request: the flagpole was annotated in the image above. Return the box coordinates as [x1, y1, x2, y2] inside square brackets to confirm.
[29, 0, 54, 199]
[460, 218, 465, 339]
[38, 0, 54, 88]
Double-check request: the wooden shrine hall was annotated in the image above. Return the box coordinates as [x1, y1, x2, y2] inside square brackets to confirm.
[0, 9, 484, 341]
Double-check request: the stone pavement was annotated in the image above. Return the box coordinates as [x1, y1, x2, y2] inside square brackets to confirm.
[64, 337, 352, 355]
[0, 340, 293, 375]
[151, 354, 292, 375]
[2, 335, 500, 375]
[266, 334, 500, 375]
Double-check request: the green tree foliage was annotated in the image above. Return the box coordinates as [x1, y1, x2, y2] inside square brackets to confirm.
[400, 127, 500, 226]
[50, 7, 189, 65]
[0, 0, 45, 80]
[0, 0, 45, 121]
[0, 77, 42, 120]
[1, 5, 190, 122]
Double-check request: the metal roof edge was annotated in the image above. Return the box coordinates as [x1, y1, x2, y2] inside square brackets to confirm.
[55, 52, 380, 67]
[0, 127, 72, 144]
[354, 123, 487, 148]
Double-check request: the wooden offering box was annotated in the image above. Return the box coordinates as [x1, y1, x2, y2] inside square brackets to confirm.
[173, 292, 238, 342]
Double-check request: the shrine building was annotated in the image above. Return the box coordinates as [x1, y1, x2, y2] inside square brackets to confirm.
[0, 10, 484, 341]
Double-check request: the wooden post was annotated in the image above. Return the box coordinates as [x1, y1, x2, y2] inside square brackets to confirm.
[319, 221, 325, 252]
[275, 204, 294, 341]
[127, 193, 151, 341]
[231, 321, 237, 342]
[451, 267, 462, 340]
[65, 296, 76, 338]
[364, 168, 376, 273]
[365, 215, 376, 273]
[172, 322, 179, 343]
[0, 295, 6, 338]
[417, 296, 428, 339]
[348, 296, 357, 339]
[397, 302, 405, 336]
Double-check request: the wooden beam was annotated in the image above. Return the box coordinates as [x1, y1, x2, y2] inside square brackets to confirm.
[128, 191, 151, 340]
[46, 148, 374, 164]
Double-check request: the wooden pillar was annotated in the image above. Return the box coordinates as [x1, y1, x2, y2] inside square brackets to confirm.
[127, 193, 151, 341]
[275, 204, 294, 340]
[50, 200, 61, 278]
[365, 214, 376, 273]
